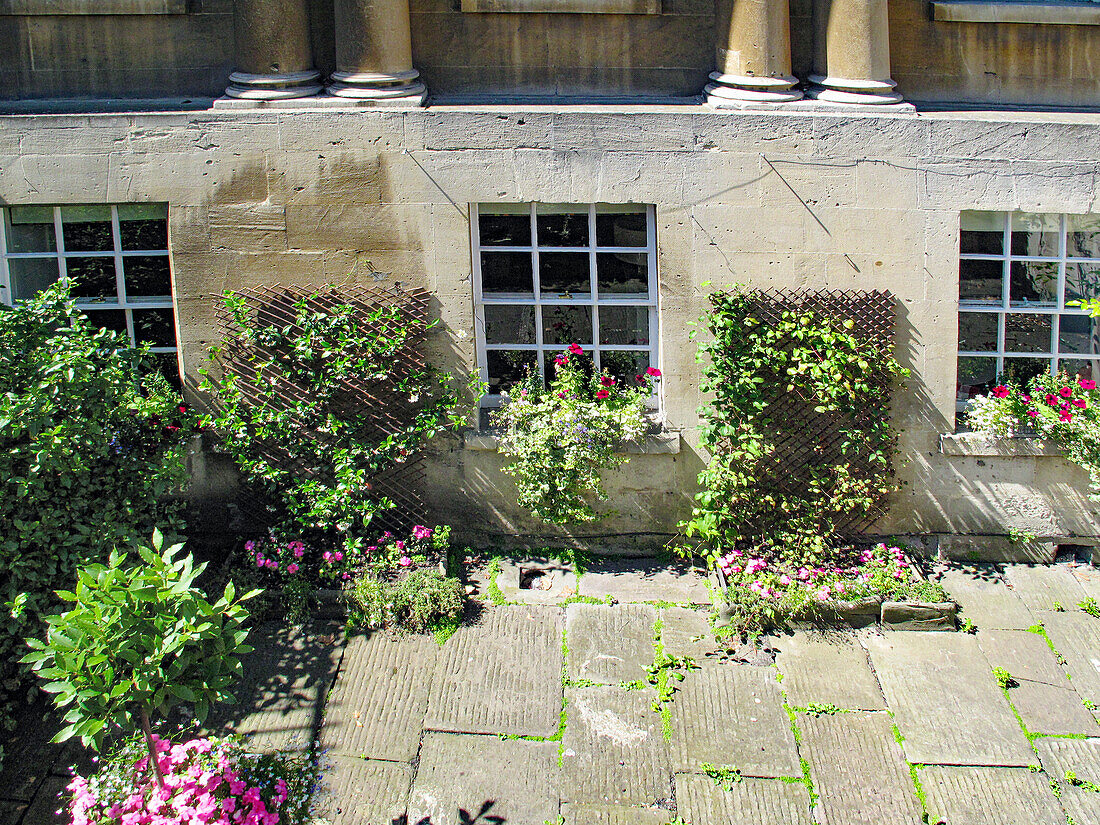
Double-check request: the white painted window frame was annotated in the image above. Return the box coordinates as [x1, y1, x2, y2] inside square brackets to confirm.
[471, 202, 660, 410]
[0, 204, 177, 356]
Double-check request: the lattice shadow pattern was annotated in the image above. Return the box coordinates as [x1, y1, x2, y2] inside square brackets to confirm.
[740, 288, 897, 535]
[211, 284, 431, 535]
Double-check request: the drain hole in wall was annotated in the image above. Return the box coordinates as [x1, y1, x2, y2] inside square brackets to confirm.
[519, 568, 553, 590]
[1056, 543, 1093, 565]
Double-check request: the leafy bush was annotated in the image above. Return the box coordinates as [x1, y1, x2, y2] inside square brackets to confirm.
[967, 374, 1100, 496]
[22, 531, 258, 787]
[200, 291, 476, 558]
[0, 283, 195, 767]
[492, 344, 659, 524]
[68, 732, 316, 825]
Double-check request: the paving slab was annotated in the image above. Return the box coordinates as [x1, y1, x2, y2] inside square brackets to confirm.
[0, 707, 64, 803]
[560, 802, 670, 825]
[1007, 679, 1099, 736]
[1035, 737, 1100, 825]
[937, 566, 1036, 630]
[578, 557, 709, 604]
[919, 766, 1065, 825]
[321, 630, 438, 761]
[202, 619, 344, 752]
[1041, 611, 1100, 702]
[1004, 564, 1089, 612]
[675, 774, 813, 825]
[978, 629, 1071, 687]
[865, 632, 1034, 766]
[799, 711, 922, 825]
[493, 555, 578, 604]
[668, 665, 800, 777]
[408, 733, 560, 825]
[19, 776, 66, 825]
[567, 602, 656, 684]
[1070, 563, 1100, 602]
[774, 630, 885, 710]
[660, 606, 719, 663]
[560, 686, 671, 806]
[425, 605, 563, 737]
[316, 755, 411, 825]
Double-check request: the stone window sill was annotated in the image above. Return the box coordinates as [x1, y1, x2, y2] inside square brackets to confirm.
[461, 0, 660, 13]
[463, 429, 681, 455]
[931, 1, 1100, 25]
[0, 0, 186, 13]
[940, 432, 1062, 458]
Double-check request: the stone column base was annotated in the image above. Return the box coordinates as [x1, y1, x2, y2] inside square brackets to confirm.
[808, 73, 903, 105]
[326, 69, 427, 104]
[225, 70, 324, 100]
[705, 71, 803, 104]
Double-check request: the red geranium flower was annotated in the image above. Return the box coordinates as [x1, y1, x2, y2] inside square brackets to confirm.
[646, 367, 662, 378]
[991, 385, 1009, 398]
[596, 389, 610, 400]
[568, 343, 584, 355]
[635, 374, 645, 382]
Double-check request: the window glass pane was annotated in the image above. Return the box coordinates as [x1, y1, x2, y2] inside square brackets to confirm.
[6, 206, 56, 253]
[1004, 314, 1052, 354]
[1059, 314, 1099, 356]
[597, 252, 648, 296]
[596, 206, 647, 248]
[8, 257, 60, 300]
[1003, 357, 1051, 386]
[146, 352, 181, 388]
[542, 305, 592, 346]
[118, 204, 168, 251]
[956, 356, 997, 403]
[84, 308, 128, 337]
[545, 349, 592, 384]
[958, 312, 998, 352]
[1065, 262, 1100, 307]
[601, 350, 651, 387]
[481, 251, 533, 295]
[959, 259, 1002, 303]
[1059, 358, 1100, 383]
[536, 205, 588, 247]
[123, 255, 171, 298]
[60, 205, 114, 252]
[960, 211, 1004, 256]
[484, 305, 535, 345]
[478, 205, 531, 247]
[1067, 215, 1100, 260]
[66, 257, 117, 302]
[539, 251, 590, 296]
[487, 350, 537, 394]
[1009, 260, 1058, 307]
[599, 305, 650, 346]
[1010, 213, 1060, 257]
[133, 308, 176, 348]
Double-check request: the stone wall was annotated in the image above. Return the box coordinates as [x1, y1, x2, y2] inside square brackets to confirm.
[2, 105, 1099, 547]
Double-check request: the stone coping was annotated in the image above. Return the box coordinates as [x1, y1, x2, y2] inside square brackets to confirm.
[461, 0, 660, 13]
[932, 0, 1100, 26]
[940, 432, 1063, 457]
[463, 429, 681, 454]
[0, 0, 187, 13]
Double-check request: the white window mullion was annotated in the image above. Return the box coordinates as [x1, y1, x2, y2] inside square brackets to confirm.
[54, 207, 68, 288]
[588, 204, 600, 371]
[0, 209, 10, 306]
[531, 204, 545, 381]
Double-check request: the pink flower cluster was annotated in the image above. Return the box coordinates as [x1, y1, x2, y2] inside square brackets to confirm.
[993, 378, 1095, 424]
[68, 736, 286, 825]
[247, 538, 306, 577]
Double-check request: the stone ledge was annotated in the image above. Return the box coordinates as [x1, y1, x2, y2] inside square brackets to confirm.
[463, 429, 681, 455]
[0, 0, 187, 13]
[940, 432, 1063, 458]
[461, 0, 660, 12]
[932, 0, 1100, 26]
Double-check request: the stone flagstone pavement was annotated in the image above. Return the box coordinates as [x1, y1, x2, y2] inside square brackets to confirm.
[5, 556, 1100, 824]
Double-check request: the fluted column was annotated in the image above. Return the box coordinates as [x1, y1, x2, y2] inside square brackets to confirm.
[225, 0, 322, 99]
[810, 0, 902, 104]
[328, 0, 427, 103]
[706, 0, 802, 104]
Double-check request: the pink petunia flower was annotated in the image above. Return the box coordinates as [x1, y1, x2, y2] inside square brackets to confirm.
[596, 389, 610, 399]
[568, 343, 584, 355]
[991, 385, 1009, 398]
[1080, 379, 1097, 391]
[646, 367, 662, 378]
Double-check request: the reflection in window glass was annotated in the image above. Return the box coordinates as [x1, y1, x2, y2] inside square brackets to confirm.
[6, 207, 57, 253]
[8, 257, 59, 300]
[596, 206, 647, 248]
[1003, 357, 1051, 386]
[118, 204, 169, 251]
[959, 259, 1003, 303]
[484, 305, 536, 345]
[600, 306, 650, 346]
[597, 252, 648, 295]
[486, 350, 537, 394]
[1065, 262, 1100, 307]
[1004, 314, 1051, 354]
[1061, 359, 1100, 383]
[1067, 215, 1100, 260]
[536, 205, 588, 247]
[958, 312, 998, 352]
[539, 251, 590, 296]
[67, 257, 117, 302]
[1009, 260, 1058, 307]
[960, 211, 1005, 256]
[124, 255, 172, 298]
[481, 251, 533, 294]
[957, 356, 997, 403]
[542, 305, 592, 346]
[601, 350, 651, 387]
[478, 205, 531, 247]
[60, 205, 114, 252]
[1059, 315, 1098, 356]
[1010, 213, 1060, 258]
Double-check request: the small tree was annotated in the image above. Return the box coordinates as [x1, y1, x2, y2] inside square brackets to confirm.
[22, 531, 259, 789]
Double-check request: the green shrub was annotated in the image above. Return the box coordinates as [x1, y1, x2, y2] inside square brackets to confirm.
[0, 283, 194, 768]
[350, 569, 464, 634]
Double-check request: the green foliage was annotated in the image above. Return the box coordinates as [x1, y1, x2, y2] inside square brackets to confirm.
[200, 291, 477, 553]
[0, 283, 194, 764]
[1065, 770, 1100, 794]
[492, 346, 656, 524]
[1079, 597, 1100, 618]
[22, 530, 259, 752]
[992, 666, 1018, 690]
[803, 702, 844, 716]
[681, 290, 908, 569]
[349, 569, 465, 635]
[700, 762, 742, 791]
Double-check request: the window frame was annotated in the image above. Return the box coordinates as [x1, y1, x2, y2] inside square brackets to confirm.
[0, 204, 178, 358]
[471, 202, 660, 409]
[957, 210, 1100, 412]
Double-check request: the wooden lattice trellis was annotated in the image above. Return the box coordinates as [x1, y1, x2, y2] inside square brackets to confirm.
[211, 283, 432, 535]
[738, 288, 898, 535]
